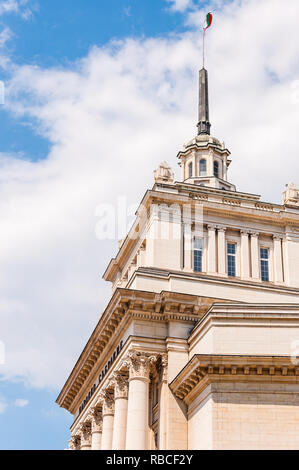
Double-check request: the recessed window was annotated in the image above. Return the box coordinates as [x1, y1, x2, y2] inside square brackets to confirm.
[188, 162, 193, 178]
[194, 237, 203, 272]
[214, 160, 219, 178]
[199, 159, 207, 176]
[260, 248, 269, 282]
[227, 243, 236, 277]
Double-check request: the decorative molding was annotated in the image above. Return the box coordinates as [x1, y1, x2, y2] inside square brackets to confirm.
[99, 390, 114, 416]
[122, 350, 158, 380]
[170, 355, 299, 402]
[57, 289, 217, 412]
[69, 435, 81, 450]
[111, 371, 129, 399]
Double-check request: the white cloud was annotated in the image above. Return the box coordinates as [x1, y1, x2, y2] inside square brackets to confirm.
[0, 26, 12, 48]
[14, 398, 29, 407]
[0, 395, 7, 414]
[0, 0, 35, 19]
[0, 0, 299, 392]
[166, 0, 193, 12]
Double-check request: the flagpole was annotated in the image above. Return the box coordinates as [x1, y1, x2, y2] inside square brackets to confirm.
[203, 28, 206, 68]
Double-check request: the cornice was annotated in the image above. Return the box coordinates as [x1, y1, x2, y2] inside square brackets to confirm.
[170, 354, 299, 403]
[188, 302, 299, 347]
[56, 288, 219, 412]
[132, 267, 299, 295]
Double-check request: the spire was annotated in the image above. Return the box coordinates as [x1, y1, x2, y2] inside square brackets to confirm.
[197, 67, 211, 135]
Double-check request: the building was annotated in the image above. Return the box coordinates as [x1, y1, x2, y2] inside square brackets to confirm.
[56, 66, 299, 450]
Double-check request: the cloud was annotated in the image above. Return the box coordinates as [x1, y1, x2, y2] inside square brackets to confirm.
[166, 0, 193, 12]
[0, 395, 7, 414]
[0, 0, 36, 19]
[14, 398, 29, 407]
[0, 26, 12, 48]
[0, 0, 299, 393]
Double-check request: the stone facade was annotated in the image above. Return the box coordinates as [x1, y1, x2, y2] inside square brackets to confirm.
[56, 66, 299, 450]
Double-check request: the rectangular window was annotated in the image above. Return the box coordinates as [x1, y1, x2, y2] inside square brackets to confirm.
[194, 237, 203, 272]
[227, 243, 236, 277]
[260, 247, 269, 281]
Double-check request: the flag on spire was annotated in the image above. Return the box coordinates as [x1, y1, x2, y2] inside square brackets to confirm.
[204, 12, 213, 31]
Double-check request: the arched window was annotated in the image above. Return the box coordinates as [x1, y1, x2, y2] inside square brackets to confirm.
[199, 159, 207, 176]
[188, 162, 193, 178]
[214, 160, 219, 178]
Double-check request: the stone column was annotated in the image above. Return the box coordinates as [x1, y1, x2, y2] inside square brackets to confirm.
[112, 372, 129, 450]
[273, 235, 283, 284]
[240, 230, 250, 279]
[250, 232, 260, 280]
[207, 225, 216, 274]
[100, 391, 115, 450]
[124, 351, 157, 450]
[90, 408, 102, 450]
[157, 354, 168, 450]
[217, 227, 226, 275]
[79, 422, 92, 450]
[69, 435, 81, 451]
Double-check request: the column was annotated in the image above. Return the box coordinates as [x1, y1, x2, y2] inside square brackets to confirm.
[90, 408, 102, 450]
[69, 435, 81, 451]
[79, 422, 92, 450]
[250, 232, 260, 280]
[207, 225, 216, 274]
[273, 235, 283, 284]
[217, 227, 226, 276]
[112, 372, 129, 450]
[240, 230, 250, 279]
[157, 354, 168, 450]
[100, 391, 115, 450]
[124, 351, 157, 450]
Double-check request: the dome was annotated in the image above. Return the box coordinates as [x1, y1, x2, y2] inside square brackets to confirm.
[184, 134, 222, 150]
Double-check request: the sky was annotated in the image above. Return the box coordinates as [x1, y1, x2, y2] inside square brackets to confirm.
[0, 0, 299, 450]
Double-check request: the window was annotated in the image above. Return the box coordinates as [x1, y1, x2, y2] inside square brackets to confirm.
[199, 159, 207, 176]
[227, 243, 236, 277]
[260, 248, 269, 281]
[194, 237, 203, 272]
[188, 162, 193, 178]
[214, 160, 219, 178]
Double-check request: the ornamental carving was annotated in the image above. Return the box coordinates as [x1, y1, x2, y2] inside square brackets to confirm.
[111, 371, 129, 399]
[90, 407, 103, 432]
[122, 351, 158, 379]
[79, 422, 92, 444]
[69, 435, 81, 450]
[156, 354, 168, 382]
[99, 389, 115, 416]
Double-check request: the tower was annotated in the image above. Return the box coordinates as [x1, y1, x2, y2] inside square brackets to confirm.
[177, 67, 235, 191]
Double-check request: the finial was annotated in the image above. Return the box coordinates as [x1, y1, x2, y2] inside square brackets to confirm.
[198, 13, 213, 135]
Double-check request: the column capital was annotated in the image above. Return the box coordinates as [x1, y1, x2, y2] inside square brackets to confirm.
[216, 225, 226, 232]
[111, 371, 129, 399]
[79, 421, 92, 437]
[122, 350, 158, 381]
[89, 407, 103, 432]
[250, 231, 259, 237]
[240, 229, 250, 235]
[207, 224, 217, 231]
[156, 354, 168, 382]
[273, 234, 283, 241]
[69, 435, 81, 450]
[79, 421, 92, 449]
[99, 390, 115, 416]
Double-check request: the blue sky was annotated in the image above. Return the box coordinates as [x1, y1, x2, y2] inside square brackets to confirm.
[0, 0, 193, 160]
[0, 0, 203, 451]
[0, 0, 299, 450]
